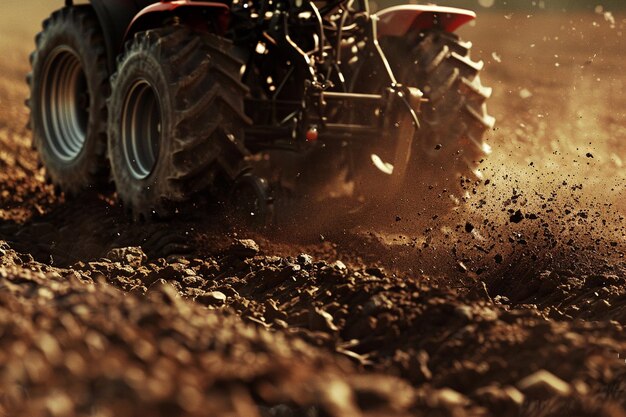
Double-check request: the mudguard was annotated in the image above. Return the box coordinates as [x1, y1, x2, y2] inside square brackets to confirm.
[375, 5, 476, 38]
[84, 0, 228, 71]
[125, 1, 230, 42]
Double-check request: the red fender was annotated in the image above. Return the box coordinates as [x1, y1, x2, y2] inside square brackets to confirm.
[375, 5, 476, 38]
[124, 0, 230, 42]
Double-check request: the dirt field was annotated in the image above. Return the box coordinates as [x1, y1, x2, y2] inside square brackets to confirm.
[1, 2, 626, 417]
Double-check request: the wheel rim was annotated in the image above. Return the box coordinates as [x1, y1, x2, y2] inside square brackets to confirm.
[121, 80, 162, 180]
[40, 47, 89, 162]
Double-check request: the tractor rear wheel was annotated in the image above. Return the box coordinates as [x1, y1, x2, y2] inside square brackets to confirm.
[27, 6, 109, 194]
[107, 27, 250, 218]
[381, 30, 495, 201]
[382, 29, 495, 201]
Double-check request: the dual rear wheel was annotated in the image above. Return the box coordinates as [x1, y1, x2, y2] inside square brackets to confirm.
[107, 27, 250, 218]
[29, 10, 249, 218]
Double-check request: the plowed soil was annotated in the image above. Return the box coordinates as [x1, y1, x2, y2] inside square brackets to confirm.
[2, 3, 626, 417]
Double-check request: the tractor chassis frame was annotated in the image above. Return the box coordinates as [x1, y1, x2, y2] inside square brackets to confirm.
[240, 14, 422, 153]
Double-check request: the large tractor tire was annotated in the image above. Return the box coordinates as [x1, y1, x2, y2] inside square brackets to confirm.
[107, 27, 250, 218]
[386, 29, 495, 193]
[27, 6, 110, 194]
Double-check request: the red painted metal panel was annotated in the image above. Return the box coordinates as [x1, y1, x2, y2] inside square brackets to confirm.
[375, 5, 476, 37]
[125, 0, 230, 40]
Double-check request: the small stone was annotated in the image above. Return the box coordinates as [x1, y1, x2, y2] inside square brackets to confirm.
[36, 332, 63, 365]
[45, 391, 74, 417]
[37, 287, 55, 300]
[297, 253, 313, 266]
[435, 388, 469, 408]
[272, 319, 288, 329]
[319, 379, 357, 415]
[517, 370, 571, 400]
[199, 291, 227, 306]
[181, 276, 202, 287]
[332, 260, 347, 271]
[454, 305, 473, 321]
[475, 385, 524, 414]
[106, 247, 147, 267]
[227, 239, 259, 258]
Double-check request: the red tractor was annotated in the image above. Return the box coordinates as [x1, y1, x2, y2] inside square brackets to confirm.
[27, 0, 493, 222]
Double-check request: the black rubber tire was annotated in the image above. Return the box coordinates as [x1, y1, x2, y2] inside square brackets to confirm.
[27, 6, 109, 194]
[382, 29, 495, 191]
[107, 27, 251, 219]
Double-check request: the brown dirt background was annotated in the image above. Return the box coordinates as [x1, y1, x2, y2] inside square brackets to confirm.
[1, 2, 626, 417]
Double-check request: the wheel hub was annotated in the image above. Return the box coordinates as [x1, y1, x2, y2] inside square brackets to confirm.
[121, 80, 162, 180]
[40, 46, 89, 162]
